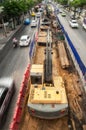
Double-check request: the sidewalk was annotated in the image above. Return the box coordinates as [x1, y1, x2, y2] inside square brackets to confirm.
[0, 24, 23, 50]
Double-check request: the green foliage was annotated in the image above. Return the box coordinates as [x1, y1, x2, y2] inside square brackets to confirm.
[57, 0, 68, 5]
[57, 0, 86, 7]
[26, 0, 34, 9]
[80, 0, 86, 7]
[3, 0, 23, 18]
[2, 0, 36, 19]
[70, 0, 86, 7]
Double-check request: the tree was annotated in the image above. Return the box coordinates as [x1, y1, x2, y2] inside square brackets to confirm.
[2, 0, 24, 28]
[1, 0, 42, 29]
[2, 0, 34, 28]
[56, 0, 68, 5]
[26, 0, 34, 10]
[70, 0, 86, 18]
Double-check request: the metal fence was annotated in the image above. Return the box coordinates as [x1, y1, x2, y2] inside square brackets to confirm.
[56, 16, 86, 88]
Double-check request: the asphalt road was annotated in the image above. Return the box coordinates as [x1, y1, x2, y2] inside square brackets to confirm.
[0, 22, 36, 130]
[58, 13, 86, 67]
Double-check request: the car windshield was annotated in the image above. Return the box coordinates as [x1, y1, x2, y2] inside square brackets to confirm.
[21, 38, 26, 41]
[32, 20, 35, 23]
[37, 13, 40, 15]
[72, 21, 77, 23]
[43, 19, 49, 22]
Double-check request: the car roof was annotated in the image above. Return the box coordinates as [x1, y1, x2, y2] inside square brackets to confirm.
[37, 12, 41, 14]
[43, 18, 49, 20]
[71, 19, 77, 22]
[62, 12, 65, 14]
[20, 35, 29, 39]
[32, 20, 36, 22]
[0, 87, 8, 99]
[0, 77, 14, 88]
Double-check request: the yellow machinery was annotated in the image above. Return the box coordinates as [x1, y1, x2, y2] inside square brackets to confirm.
[27, 29, 68, 119]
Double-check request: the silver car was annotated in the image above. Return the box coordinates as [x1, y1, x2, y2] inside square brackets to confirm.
[19, 35, 31, 47]
[0, 77, 15, 127]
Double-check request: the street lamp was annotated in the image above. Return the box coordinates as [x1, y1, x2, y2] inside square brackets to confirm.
[0, 6, 7, 37]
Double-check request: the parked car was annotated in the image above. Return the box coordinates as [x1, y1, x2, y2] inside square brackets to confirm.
[69, 19, 78, 28]
[19, 35, 31, 47]
[41, 18, 51, 25]
[31, 19, 37, 27]
[0, 77, 15, 127]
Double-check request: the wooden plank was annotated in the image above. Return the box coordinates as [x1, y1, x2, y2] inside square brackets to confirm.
[71, 98, 83, 119]
[37, 36, 47, 43]
[40, 25, 50, 30]
[38, 31, 47, 37]
[83, 125, 86, 130]
[58, 41, 70, 68]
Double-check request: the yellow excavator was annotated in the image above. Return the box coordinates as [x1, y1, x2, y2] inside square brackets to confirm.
[27, 29, 68, 119]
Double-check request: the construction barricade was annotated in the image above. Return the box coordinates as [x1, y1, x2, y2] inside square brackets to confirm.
[9, 64, 31, 130]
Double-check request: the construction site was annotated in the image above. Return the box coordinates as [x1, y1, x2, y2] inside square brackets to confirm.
[10, 9, 86, 130]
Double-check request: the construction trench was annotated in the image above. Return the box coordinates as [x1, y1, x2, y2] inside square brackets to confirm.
[12, 14, 86, 130]
[8, 11, 86, 130]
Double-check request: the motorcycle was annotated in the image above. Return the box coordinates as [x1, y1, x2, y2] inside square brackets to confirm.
[13, 42, 18, 48]
[13, 38, 18, 48]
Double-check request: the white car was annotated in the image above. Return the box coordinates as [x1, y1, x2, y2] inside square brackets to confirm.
[61, 12, 66, 17]
[19, 35, 31, 47]
[38, 8, 43, 12]
[82, 23, 86, 30]
[36, 12, 41, 18]
[31, 20, 37, 27]
[69, 19, 78, 28]
[59, 9, 63, 13]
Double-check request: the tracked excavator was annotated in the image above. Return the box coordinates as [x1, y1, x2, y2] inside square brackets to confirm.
[27, 29, 68, 119]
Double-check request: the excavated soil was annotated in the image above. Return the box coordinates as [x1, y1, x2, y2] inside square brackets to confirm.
[19, 39, 84, 130]
[18, 14, 85, 129]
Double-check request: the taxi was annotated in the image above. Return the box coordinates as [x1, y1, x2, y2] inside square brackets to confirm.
[31, 12, 36, 17]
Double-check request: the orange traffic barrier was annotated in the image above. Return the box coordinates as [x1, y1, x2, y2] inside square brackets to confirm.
[27, 64, 31, 70]
[10, 121, 19, 130]
[17, 93, 25, 107]
[22, 76, 28, 86]
[24, 70, 29, 79]
[10, 64, 31, 130]
[13, 106, 22, 123]
[20, 83, 26, 94]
